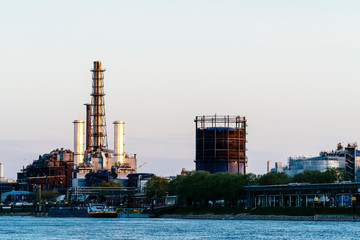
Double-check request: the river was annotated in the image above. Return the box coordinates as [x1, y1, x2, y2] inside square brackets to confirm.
[0, 217, 358, 239]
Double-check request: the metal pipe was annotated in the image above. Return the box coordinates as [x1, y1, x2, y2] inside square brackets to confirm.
[73, 120, 84, 166]
[84, 104, 91, 154]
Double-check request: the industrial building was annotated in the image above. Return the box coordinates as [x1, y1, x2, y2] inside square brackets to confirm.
[72, 61, 137, 186]
[270, 143, 360, 181]
[195, 115, 247, 174]
[17, 148, 74, 191]
[344, 143, 360, 181]
[285, 153, 342, 177]
[267, 160, 283, 173]
[245, 182, 360, 208]
[15, 61, 138, 191]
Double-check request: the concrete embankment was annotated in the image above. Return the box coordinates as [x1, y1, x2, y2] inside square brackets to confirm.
[0, 212, 34, 217]
[160, 213, 360, 222]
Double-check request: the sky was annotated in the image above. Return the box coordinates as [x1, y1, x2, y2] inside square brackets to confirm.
[1, 0, 360, 179]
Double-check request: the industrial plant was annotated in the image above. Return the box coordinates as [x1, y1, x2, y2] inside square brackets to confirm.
[17, 148, 73, 191]
[3, 61, 360, 219]
[268, 142, 360, 181]
[15, 61, 138, 194]
[195, 115, 247, 174]
[72, 61, 136, 187]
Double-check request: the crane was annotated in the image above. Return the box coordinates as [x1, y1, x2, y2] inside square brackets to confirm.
[138, 162, 147, 169]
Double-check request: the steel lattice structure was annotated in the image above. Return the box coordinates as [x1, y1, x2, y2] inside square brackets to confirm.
[91, 61, 108, 151]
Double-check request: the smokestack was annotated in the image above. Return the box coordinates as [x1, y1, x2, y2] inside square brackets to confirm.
[84, 104, 91, 154]
[267, 160, 271, 173]
[73, 120, 84, 166]
[91, 61, 108, 151]
[114, 121, 125, 164]
[0, 163, 4, 181]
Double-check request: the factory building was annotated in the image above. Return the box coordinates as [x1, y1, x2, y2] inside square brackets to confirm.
[17, 148, 74, 191]
[195, 115, 247, 174]
[344, 143, 360, 181]
[246, 182, 360, 208]
[0, 163, 20, 196]
[270, 162, 283, 173]
[283, 143, 360, 181]
[72, 61, 137, 187]
[267, 160, 283, 173]
[285, 154, 341, 177]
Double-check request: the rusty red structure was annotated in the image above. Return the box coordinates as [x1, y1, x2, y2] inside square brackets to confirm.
[17, 148, 74, 191]
[195, 115, 247, 174]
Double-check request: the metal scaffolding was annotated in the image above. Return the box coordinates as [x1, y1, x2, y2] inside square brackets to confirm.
[90, 61, 108, 151]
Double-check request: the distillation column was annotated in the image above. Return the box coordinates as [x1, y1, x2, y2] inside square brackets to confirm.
[73, 120, 84, 166]
[91, 61, 108, 151]
[114, 121, 125, 164]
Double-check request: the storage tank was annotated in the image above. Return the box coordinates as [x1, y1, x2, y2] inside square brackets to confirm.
[195, 115, 247, 174]
[113, 121, 125, 164]
[73, 120, 84, 166]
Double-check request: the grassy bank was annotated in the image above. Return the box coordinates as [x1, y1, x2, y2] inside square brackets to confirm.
[166, 207, 360, 216]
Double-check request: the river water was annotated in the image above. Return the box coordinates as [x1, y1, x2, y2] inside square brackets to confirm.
[0, 217, 358, 239]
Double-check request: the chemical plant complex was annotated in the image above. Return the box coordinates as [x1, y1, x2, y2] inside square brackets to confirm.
[267, 142, 360, 181]
[15, 61, 137, 193]
[72, 61, 137, 187]
[10, 61, 251, 196]
[1, 60, 360, 214]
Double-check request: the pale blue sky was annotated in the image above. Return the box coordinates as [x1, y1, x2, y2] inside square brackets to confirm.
[1, 1, 360, 179]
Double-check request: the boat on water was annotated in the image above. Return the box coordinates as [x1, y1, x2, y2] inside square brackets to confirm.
[49, 207, 88, 217]
[87, 204, 118, 218]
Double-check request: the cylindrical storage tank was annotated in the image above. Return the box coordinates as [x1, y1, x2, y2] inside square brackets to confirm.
[114, 121, 125, 164]
[73, 120, 85, 166]
[0, 163, 3, 181]
[195, 115, 247, 174]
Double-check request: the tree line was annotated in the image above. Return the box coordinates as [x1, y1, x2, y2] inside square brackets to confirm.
[144, 168, 350, 206]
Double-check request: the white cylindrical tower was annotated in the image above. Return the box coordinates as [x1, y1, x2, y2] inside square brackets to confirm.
[114, 121, 125, 164]
[73, 120, 85, 166]
[0, 163, 4, 181]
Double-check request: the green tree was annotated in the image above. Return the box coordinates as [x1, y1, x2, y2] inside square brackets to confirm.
[293, 168, 350, 184]
[188, 171, 211, 205]
[93, 180, 123, 187]
[168, 171, 259, 206]
[258, 172, 292, 185]
[144, 176, 169, 198]
[41, 190, 60, 201]
[322, 168, 350, 183]
[293, 170, 323, 183]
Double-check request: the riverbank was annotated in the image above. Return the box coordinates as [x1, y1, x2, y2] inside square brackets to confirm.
[0, 212, 34, 217]
[160, 213, 360, 221]
[157, 206, 360, 221]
